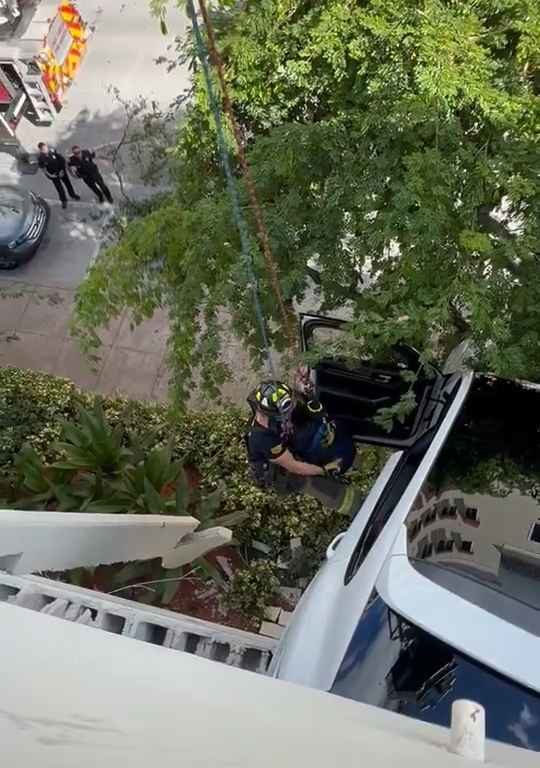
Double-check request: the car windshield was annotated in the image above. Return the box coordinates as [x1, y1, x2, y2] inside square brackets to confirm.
[405, 375, 540, 634]
[332, 592, 540, 752]
[0, 186, 25, 216]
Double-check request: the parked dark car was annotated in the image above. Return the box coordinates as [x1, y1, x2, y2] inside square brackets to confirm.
[0, 185, 50, 268]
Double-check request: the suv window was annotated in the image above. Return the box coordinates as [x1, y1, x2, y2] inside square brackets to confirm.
[344, 375, 461, 584]
[344, 432, 433, 584]
[332, 591, 540, 752]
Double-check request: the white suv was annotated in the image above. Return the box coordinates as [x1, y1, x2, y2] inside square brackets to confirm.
[270, 313, 540, 754]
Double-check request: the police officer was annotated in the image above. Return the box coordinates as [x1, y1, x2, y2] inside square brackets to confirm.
[246, 381, 359, 514]
[37, 143, 80, 209]
[68, 145, 113, 204]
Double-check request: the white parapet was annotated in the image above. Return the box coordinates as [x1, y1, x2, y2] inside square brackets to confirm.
[162, 527, 232, 568]
[0, 572, 275, 672]
[0, 509, 230, 574]
[0, 598, 536, 768]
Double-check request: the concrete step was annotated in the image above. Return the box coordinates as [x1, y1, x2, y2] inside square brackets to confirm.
[0, 573, 274, 674]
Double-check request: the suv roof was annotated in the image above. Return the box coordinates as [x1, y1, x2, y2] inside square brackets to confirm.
[404, 375, 540, 634]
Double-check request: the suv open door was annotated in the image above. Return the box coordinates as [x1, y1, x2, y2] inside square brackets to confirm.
[300, 313, 454, 449]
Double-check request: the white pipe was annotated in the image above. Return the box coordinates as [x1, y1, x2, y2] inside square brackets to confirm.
[449, 700, 485, 762]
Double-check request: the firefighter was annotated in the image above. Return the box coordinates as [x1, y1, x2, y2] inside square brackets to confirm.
[68, 145, 113, 204]
[245, 381, 360, 514]
[37, 143, 80, 209]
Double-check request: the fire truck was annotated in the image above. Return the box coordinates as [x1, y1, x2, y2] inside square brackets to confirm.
[0, 0, 88, 141]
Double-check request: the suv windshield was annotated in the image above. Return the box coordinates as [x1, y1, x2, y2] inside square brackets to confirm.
[405, 375, 540, 634]
[332, 592, 540, 752]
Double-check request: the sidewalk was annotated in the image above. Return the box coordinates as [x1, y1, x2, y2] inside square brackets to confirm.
[0, 281, 255, 405]
[0, 282, 170, 400]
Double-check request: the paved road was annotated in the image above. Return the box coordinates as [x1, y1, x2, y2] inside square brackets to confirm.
[0, 198, 103, 289]
[0, 0, 186, 400]
[0, 2, 255, 405]
[1, 0, 191, 288]
[0, 173, 253, 404]
[0, 151, 170, 399]
[16, 0, 190, 153]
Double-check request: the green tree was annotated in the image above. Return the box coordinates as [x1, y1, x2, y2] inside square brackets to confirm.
[74, 0, 540, 404]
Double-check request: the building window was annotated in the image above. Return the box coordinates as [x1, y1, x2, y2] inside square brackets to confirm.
[408, 521, 422, 542]
[464, 507, 479, 523]
[436, 539, 455, 554]
[439, 504, 457, 520]
[447, 506, 457, 519]
[460, 541, 474, 554]
[529, 521, 540, 544]
[423, 510, 436, 527]
[419, 543, 433, 559]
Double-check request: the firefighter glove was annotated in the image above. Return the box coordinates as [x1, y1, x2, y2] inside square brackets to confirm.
[323, 458, 343, 479]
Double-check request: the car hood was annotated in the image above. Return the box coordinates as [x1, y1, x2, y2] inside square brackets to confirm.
[0, 186, 32, 242]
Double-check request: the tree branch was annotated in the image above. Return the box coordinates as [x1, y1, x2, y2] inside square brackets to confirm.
[449, 300, 471, 336]
[305, 266, 322, 285]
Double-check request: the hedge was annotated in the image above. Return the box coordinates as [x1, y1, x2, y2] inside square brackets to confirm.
[0, 366, 386, 581]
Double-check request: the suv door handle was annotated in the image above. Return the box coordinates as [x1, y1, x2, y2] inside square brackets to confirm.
[326, 532, 346, 560]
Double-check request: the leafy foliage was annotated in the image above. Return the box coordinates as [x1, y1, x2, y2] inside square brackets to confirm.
[222, 560, 279, 621]
[73, 0, 540, 402]
[0, 367, 386, 612]
[5, 402, 242, 524]
[0, 377, 253, 608]
[53, 403, 132, 474]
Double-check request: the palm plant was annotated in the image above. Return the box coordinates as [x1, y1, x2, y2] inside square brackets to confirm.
[10, 444, 126, 512]
[6, 403, 248, 605]
[108, 441, 186, 514]
[52, 403, 132, 475]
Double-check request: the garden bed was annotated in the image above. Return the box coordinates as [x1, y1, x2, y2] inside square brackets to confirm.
[0, 366, 385, 625]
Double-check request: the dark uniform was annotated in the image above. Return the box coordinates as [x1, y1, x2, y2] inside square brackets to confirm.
[246, 394, 358, 512]
[248, 421, 288, 465]
[38, 148, 79, 206]
[68, 149, 113, 203]
[248, 399, 354, 468]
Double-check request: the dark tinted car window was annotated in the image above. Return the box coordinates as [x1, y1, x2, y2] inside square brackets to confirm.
[344, 445, 424, 584]
[344, 376, 461, 584]
[332, 592, 540, 752]
[0, 186, 26, 241]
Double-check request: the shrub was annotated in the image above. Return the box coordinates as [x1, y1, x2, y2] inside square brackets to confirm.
[0, 367, 387, 617]
[223, 561, 280, 622]
[0, 368, 84, 470]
